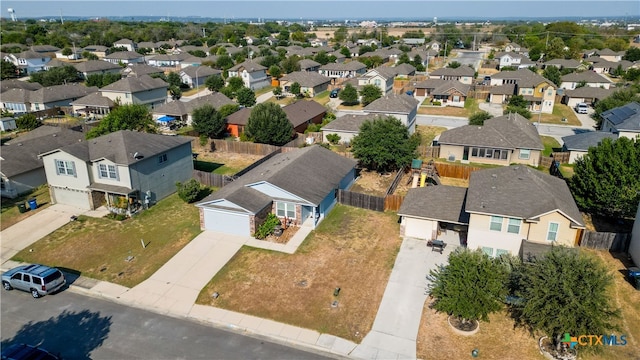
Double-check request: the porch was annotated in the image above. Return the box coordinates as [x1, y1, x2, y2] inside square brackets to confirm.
[88, 183, 142, 216]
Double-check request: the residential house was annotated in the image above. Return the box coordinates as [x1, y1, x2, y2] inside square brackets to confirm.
[358, 66, 398, 94]
[629, 202, 640, 266]
[504, 42, 522, 53]
[319, 61, 367, 79]
[279, 71, 332, 97]
[70, 92, 116, 119]
[43, 59, 68, 70]
[121, 63, 164, 78]
[363, 93, 419, 134]
[82, 45, 109, 59]
[147, 53, 191, 68]
[563, 87, 613, 108]
[394, 63, 416, 78]
[113, 39, 137, 52]
[244, 36, 258, 45]
[429, 66, 475, 84]
[600, 102, 640, 140]
[0, 117, 17, 132]
[225, 107, 252, 137]
[428, 80, 471, 107]
[591, 60, 635, 74]
[413, 79, 448, 97]
[180, 55, 207, 69]
[543, 58, 582, 71]
[73, 60, 122, 79]
[3, 50, 51, 75]
[282, 100, 327, 133]
[55, 47, 82, 60]
[196, 145, 357, 236]
[180, 66, 222, 88]
[383, 48, 404, 64]
[39, 130, 193, 212]
[495, 52, 530, 69]
[321, 113, 383, 145]
[152, 92, 234, 125]
[437, 113, 543, 166]
[561, 131, 618, 164]
[103, 51, 145, 65]
[100, 75, 168, 109]
[357, 39, 380, 47]
[1, 84, 98, 114]
[0, 79, 42, 94]
[1, 126, 85, 198]
[299, 59, 322, 73]
[137, 42, 158, 53]
[310, 38, 328, 47]
[560, 71, 612, 90]
[227, 60, 270, 90]
[596, 48, 624, 62]
[426, 40, 441, 52]
[402, 38, 426, 46]
[359, 50, 391, 64]
[31, 45, 60, 55]
[489, 68, 557, 114]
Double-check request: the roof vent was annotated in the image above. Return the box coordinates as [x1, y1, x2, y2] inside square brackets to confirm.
[491, 173, 497, 178]
[133, 152, 144, 160]
[17, 143, 22, 146]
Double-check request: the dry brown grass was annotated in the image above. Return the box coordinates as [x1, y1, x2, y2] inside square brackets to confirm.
[196, 205, 402, 342]
[439, 177, 469, 187]
[418, 106, 469, 117]
[350, 169, 398, 196]
[416, 125, 447, 146]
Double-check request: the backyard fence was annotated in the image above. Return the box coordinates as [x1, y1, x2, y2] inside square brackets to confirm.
[192, 170, 235, 188]
[209, 139, 280, 156]
[579, 231, 631, 252]
[420, 145, 440, 159]
[386, 167, 407, 196]
[337, 189, 385, 212]
[384, 194, 405, 211]
[433, 162, 483, 180]
[540, 152, 571, 168]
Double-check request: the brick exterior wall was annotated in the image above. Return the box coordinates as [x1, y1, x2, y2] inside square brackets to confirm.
[251, 204, 273, 236]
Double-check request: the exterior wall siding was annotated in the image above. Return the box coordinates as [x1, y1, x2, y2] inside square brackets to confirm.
[526, 212, 577, 247]
[467, 213, 526, 256]
[42, 152, 92, 190]
[91, 160, 132, 189]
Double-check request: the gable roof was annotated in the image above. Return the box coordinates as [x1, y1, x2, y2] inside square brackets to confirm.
[322, 113, 384, 133]
[544, 59, 581, 68]
[298, 59, 321, 70]
[70, 92, 116, 107]
[364, 93, 419, 114]
[153, 92, 234, 116]
[48, 130, 192, 166]
[394, 63, 416, 76]
[561, 71, 612, 84]
[431, 80, 470, 96]
[438, 113, 543, 150]
[561, 131, 618, 151]
[121, 63, 164, 77]
[364, 66, 398, 80]
[414, 79, 448, 90]
[466, 165, 584, 227]
[225, 107, 252, 126]
[280, 71, 332, 88]
[564, 87, 613, 101]
[601, 102, 640, 131]
[0, 79, 42, 94]
[430, 66, 475, 77]
[101, 75, 168, 93]
[104, 51, 144, 60]
[398, 185, 469, 224]
[180, 65, 222, 78]
[198, 146, 357, 211]
[74, 60, 122, 73]
[320, 61, 366, 71]
[30, 84, 99, 104]
[491, 68, 556, 88]
[1, 127, 85, 178]
[283, 100, 327, 128]
[229, 60, 266, 72]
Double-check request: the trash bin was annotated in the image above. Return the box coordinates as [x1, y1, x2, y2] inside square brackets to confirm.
[27, 198, 37, 211]
[17, 202, 27, 213]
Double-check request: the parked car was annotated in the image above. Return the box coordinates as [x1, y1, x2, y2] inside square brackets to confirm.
[2, 264, 66, 298]
[574, 102, 588, 114]
[1, 343, 60, 360]
[329, 88, 340, 98]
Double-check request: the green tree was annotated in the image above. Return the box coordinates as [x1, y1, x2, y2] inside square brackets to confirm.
[176, 179, 202, 203]
[504, 106, 532, 119]
[542, 66, 562, 86]
[205, 75, 224, 92]
[1, 59, 18, 79]
[512, 247, 619, 353]
[507, 95, 528, 108]
[236, 87, 256, 107]
[280, 55, 300, 74]
[268, 65, 282, 78]
[290, 82, 301, 97]
[218, 103, 240, 118]
[351, 116, 419, 172]
[245, 102, 293, 146]
[192, 104, 226, 139]
[215, 55, 234, 70]
[169, 85, 182, 100]
[468, 111, 493, 126]
[340, 46, 351, 58]
[359, 84, 382, 106]
[273, 86, 283, 99]
[61, 47, 73, 56]
[227, 77, 244, 93]
[326, 133, 341, 145]
[623, 68, 640, 82]
[339, 83, 359, 106]
[86, 104, 156, 139]
[569, 137, 640, 218]
[166, 72, 182, 88]
[429, 249, 509, 323]
[16, 113, 41, 131]
[623, 47, 640, 62]
[314, 51, 330, 65]
[29, 65, 80, 86]
[334, 27, 348, 43]
[448, 61, 461, 68]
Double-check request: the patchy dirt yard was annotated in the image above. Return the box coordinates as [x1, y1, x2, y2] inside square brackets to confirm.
[196, 205, 402, 343]
[191, 139, 264, 175]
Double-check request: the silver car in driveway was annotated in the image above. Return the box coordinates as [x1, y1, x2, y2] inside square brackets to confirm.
[2, 264, 66, 298]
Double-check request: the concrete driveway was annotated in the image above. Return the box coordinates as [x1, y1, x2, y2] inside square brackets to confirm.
[352, 237, 457, 360]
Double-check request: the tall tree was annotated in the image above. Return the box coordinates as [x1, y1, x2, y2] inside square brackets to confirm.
[86, 104, 156, 139]
[29, 65, 80, 86]
[1, 59, 18, 79]
[429, 249, 509, 323]
[280, 55, 300, 74]
[205, 74, 224, 92]
[16, 114, 41, 131]
[227, 77, 245, 94]
[236, 87, 256, 107]
[290, 82, 301, 97]
[268, 65, 282, 79]
[468, 111, 493, 126]
[338, 83, 359, 106]
[217, 103, 240, 118]
[359, 84, 382, 106]
[192, 104, 226, 139]
[245, 102, 293, 146]
[569, 137, 640, 218]
[543, 66, 562, 86]
[351, 116, 419, 172]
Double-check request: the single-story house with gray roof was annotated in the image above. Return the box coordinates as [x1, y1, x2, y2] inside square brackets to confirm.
[363, 93, 419, 134]
[152, 92, 234, 125]
[561, 131, 618, 164]
[279, 71, 332, 97]
[196, 145, 357, 237]
[321, 113, 383, 145]
[600, 101, 640, 140]
[179, 66, 222, 88]
[563, 87, 613, 109]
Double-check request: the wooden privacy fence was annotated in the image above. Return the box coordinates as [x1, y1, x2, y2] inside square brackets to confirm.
[420, 145, 440, 159]
[433, 162, 483, 180]
[337, 189, 385, 212]
[193, 170, 235, 188]
[384, 194, 405, 211]
[210, 139, 280, 156]
[580, 231, 631, 252]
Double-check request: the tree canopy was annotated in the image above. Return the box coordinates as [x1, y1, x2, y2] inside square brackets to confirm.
[339, 83, 359, 105]
[542, 66, 562, 86]
[16, 113, 41, 131]
[29, 65, 81, 86]
[593, 88, 640, 128]
[351, 116, 419, 172]
[205, 74, 224, 92]
[504, 95, 532, 119]
[569, 137, 640, 218]
[359, 84, 382, 106]
[236, 87, 256, 107]
[468, 111, 493, 126]
[192, 104, 226, 139]
[1, 59, 17, 80]
[245, 102, 293, 146]
[86, 104, 156, 139]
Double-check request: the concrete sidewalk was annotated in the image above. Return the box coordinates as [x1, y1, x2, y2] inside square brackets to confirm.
[1, 204, 108, 263]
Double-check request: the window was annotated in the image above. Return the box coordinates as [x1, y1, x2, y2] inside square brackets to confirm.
[98, 164, 118, 180]
[482, 247, 494, 256]
[55, 160, 76, 176]
[496, 249, 509, 257]
[519, 149, 530, 160]
[501, 150, 508, 160]
[547, 222, 559, 241]
[276, 202, 296, 219]
[471, 148, 478, 157]
[158, 154, 168, 164]
[507, 218, 521, 234]
[22, 275, 30, 282]
[490, 216, 503, 231]
[478, 148, 486, 157]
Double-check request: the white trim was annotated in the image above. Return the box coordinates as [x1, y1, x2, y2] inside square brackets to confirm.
[547, 222, 559, 241]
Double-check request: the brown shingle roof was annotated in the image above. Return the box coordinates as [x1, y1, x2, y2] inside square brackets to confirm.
[399, 185, 469, 224]
[282, 100, 327, 128]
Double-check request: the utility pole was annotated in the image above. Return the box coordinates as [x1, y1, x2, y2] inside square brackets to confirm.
[545, 31, 549, 50]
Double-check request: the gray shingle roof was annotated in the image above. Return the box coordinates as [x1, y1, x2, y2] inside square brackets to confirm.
[198, 145, 357, 212]
[431, 80, 471, 96]
[298, 59, 321, 70]
[466, 165, 584, 227]
[70, 92, 116, 107]
[74, 60, 122, 73]
[319, 61, 366, 71]
[364, 93, 419, 114]
[282, 100, 327, 128]
[394, 63, 416, 76]
[121, 64, 164, 77]
[104, 51, 144, 60]
[224, 107, 252, 126]
[438, 113, 542, 150]
[430, 66, 475, 77]
[180, 65, 222, 78]
[489, 83, 516, 95]
[229, 60, 266, 72]
[544, 59, 581, 68]
[29, 84, 99, 104]
[564, 87, 613, 101]
[153, 92, 234, 116]
[398, 185, 469, 224]
[101, 75, 167, 93]
[601, 102, 640, 131]
[561, 71, 612, 83]
[414, 79, 448, 90]
[281, 71, 331, 88]
[492, 68, 556, 89]
[0, 79, 42, 93]
[561, 131, 618, 151]
[322, 113, 384, 132]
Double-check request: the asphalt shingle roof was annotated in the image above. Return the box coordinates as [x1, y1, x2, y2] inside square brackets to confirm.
[561, 71, 612, 84]
[561, 131, 618, 151]
[398, 185, 469, 224]
[364, 93, 419, 114]
[322, 113, 384, 132]
[74, 60, 122, 73]
[281, 71, 331, 88]
[282, 100, 327, 128]
[153, 92, 234, 116]
[229, 60, 266, 72]
[319, 61, 367, 71]
[101, 75, 168, 93]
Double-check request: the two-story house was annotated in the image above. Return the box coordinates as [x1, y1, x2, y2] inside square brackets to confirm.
[100, 75, 168, 109]
[318, 61, 367, 79]
[429, 66, 475, 84]
[39, 130, 193, 213]
[227, 60, 270, 91]
[495, 52, 533, 69]
[179, 65, 222, 88]
[358, 66, 398, 94]
[3, 50, 51, 75]
[103, 51, 145, 65]
[489, 68, 557, 114]
[1, 84, 98, 114]
[362, 93, 419, 134]
[113, 39, 137, 52]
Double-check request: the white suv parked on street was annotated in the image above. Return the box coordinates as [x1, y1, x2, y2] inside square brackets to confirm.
[2, 264, 66, 298]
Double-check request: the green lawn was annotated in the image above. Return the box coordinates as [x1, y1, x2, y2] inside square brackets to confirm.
[313, 90, 330, 105]
[12, 193, 201, 288]
[540, 135, 561, 156]
[537, 104, 581, 126]
[1, 185, 52, 231]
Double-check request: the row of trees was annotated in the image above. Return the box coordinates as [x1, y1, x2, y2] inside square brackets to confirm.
[338, 83, 383, 107]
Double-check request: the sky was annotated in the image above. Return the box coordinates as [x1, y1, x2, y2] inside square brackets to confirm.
[2, 1, 639, 20]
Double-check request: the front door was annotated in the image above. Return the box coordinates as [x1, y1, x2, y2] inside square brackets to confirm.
[463, 146, 469, 161]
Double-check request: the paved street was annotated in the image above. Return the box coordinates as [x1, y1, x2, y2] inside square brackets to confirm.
[1, 289, 336, 360]
[451, 50, 485, 70]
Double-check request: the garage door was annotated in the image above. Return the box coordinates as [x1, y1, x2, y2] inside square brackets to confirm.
[52, 187, 91, 209]
[203, 208, 251, 236]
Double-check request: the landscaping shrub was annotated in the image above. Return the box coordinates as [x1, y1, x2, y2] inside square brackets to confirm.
[254, 213, 281, 239]
[432, 101, 442, 106]
[176, 179, 202, 203]
[326, 133, 341, 145]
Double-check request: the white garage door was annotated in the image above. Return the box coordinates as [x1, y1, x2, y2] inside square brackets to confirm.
[53, 187, 91, 209]
[203, 209, 251, 237]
